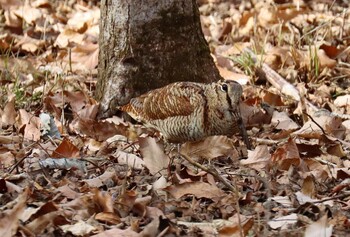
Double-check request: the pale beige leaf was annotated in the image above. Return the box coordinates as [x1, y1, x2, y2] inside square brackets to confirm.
[166, 182, 225, 199]
[334, 94, 350, 107]
[304, 215, 333, 237]
[56, 185, 80, 200]
[293, 115, 345, 139]
[55, 29, 85, 48]
[271, 111, 300, 130]
[268, 213, 298, 230]
[181, 135, 235, 160]
[13, 5, 42, 24]
[139, 137, 169, 176]
[240, 145, 270, 170]
[0, 152, 16, 168]
[115, 150, 145, 170]
[91, 227, 139, 237]
[152, 176, 168, 191]
[17, 109, 41, 141]
[83, 171, 117, 188]
[217, 66, 249, 85]
[1, 97, 16, 127]
[60, 220, 96, 236]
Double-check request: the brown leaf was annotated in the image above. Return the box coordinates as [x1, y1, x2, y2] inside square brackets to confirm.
[93, 188, 115, 213]
[1, 97, 16, 127]
[301, 175, 316, 199]
[327, 143, 346, 157]
[83, 171, 117, 188]
[95, 212, 121, 225]
[73, 119, 120, 141]
[63, 91, 93, 113]
[262, 91, 284, 106]
[320, 44, 342, 58]
[52, 138, 80, 158]
[218, 214, 254, 237]
[293, 114, 345, 139]
[56, 184, 80, 200]
[27, 201, 59, 221]
[166, 182, 225, 199]
[140, 214, 170, 237]
[0, 0, 22, 10]
[239, 102, 273, 127]
[4, 10, 22, 30]
[271, 137, 300, 170]
[317, 49, 337, 69]
[70, 44, 99, 70]
[181, 135, 236, 161]
[258, 4, 307, 27]
[218, 21, 232, 41]
[0, 151, 16, 168]
[91, 228, 139, 237]
[117, 190, 137, 217]
[15, 35, 44, 53]
[0, 189, 28, 237]
[17, 109, 41, 141]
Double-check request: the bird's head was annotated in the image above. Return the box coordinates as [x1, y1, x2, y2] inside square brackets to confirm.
[216, 80, 243, 108]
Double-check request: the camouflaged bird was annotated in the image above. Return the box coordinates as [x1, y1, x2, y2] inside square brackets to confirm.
[120, 80, 244, 143]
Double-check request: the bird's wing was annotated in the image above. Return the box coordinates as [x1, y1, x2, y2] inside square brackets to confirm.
[121, 82, 204, 121]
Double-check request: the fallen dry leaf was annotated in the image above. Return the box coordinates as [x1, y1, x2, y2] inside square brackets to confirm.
[271, 137, 301, 170]
[304, 214, 333, 237]
[52, 138, 80, 158]
[60, 220, 96, 236]
[271, 111, 300, 130]
[240, 145, 271, 170]
[166, 181, 225, 199]
[181, 135, 236, 161]
[139, 137, 169, 176]
[0, 189, 28, 237]
[294, 114, 345, 139]
[301, 175, 316, 199]
[17, 109, 41, 141]
[91, 227, 139, 237]
[268, 213, 298, 230]
[1, 97, 16, 127]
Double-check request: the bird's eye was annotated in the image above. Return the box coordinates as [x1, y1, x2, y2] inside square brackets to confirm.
[221, 84, 228, 92]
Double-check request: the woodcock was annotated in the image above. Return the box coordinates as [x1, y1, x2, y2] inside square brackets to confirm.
[120, 80, 244, 143]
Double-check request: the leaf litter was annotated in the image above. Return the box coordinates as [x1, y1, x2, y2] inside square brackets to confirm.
[0, 0, 350, 236]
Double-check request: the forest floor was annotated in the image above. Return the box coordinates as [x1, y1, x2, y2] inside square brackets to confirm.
[0, 0, 350, 236]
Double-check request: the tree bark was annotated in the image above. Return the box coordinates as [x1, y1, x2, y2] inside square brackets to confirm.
[96, 0, 222, 118]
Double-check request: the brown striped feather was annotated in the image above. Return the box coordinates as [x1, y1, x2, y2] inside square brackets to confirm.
[121, 82, 204, 121]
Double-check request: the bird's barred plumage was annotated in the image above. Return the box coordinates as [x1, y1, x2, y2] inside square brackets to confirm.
[120, 80, 243, 143]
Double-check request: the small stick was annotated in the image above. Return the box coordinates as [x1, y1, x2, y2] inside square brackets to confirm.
[179, 152, 235, 192]
[303, 112, 326, 135]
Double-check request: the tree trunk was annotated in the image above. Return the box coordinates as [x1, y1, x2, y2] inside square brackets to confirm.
[96, 0, 222, 118]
